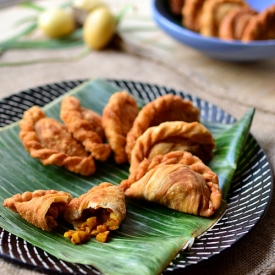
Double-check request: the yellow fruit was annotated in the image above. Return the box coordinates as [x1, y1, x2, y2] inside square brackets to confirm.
[83, 7, 116, 50]
[38, 9, 75, 38]
[73, 0, 104, 12]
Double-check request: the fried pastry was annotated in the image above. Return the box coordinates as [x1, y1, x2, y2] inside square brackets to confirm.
[3, 190, 73, 231]
[169, 0, 185, 15]
[125, 94, 200, 162]
[200, 0, 247, 37]
[102, 91, 139, 164]
[19, 105, 46, 150]
[35, 117, 88, 158]
[219, 6, 257, 40]
[242, 5, 275, 42]
[129, 121, 215, 175]
[80, 107, 105, 140]
[60, 96, 111, 161]
[125, 163, 221, 217]
[19, 106, 96, 176]
[120, 150, 203, 191]
[64, 182, 126, 244]
[182, 0, 206, 32]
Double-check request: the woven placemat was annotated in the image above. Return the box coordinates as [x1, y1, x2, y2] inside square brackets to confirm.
[0, 48, 274, 275]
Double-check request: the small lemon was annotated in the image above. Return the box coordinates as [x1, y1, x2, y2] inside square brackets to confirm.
[38, 9, 75, 38]
[83, 6, 116, 50]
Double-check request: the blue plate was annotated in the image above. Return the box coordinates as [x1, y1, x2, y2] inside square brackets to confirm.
[152, 0, 275, 61]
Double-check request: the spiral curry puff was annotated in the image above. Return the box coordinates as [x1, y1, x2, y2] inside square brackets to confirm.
[3, 183, 126, 244]
[121, 150, 221, 217]
[170, 0, 275, 42]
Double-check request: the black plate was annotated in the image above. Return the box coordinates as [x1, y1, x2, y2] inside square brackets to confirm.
[0, 79, 273, 274]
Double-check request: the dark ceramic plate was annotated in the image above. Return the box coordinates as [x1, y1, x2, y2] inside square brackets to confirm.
[0, 79, 273, 274]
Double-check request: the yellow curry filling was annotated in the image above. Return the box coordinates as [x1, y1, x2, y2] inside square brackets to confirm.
[64, 208, 120, 244]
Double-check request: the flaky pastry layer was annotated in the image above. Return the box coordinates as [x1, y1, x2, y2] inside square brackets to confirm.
[125, 163, 221, 217]
[120, 150, 203, 191]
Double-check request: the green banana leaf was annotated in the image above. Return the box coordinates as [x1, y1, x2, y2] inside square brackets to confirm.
[0, 79, 254, 275]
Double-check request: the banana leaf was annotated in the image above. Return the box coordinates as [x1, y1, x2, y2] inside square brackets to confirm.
[0, 79, 254, 275]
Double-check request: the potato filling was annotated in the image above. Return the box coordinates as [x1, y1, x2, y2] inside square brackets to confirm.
[64, 208, 118, 244]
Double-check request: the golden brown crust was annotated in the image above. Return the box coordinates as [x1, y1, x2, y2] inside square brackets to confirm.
[102, 91, 139, 164]
[180, 0, 274, 42]
[242, 5, 275, 42]
[234, 8, 257, 39]
[64, 183, 126, 243]
[120, 150, 203, 191]
[80, 107, 105, 140]
[182, 0, 206, 32]
[125, 94, 200, 162]
[219, 6, 257, 40]
[124, 163, 221, 217]
[3, 190, 73, 231]
[19, 106, 96, 176]
[19, 106, 46, 152]
[200, 0, 247, 37]
[60, 96, 111, 161]
[129, 121, 215, 175]
[169, 0, 185, 15]
[64, 182, 126, 225]
[35, 117, 88, 158]
[218, 7, 244, 39]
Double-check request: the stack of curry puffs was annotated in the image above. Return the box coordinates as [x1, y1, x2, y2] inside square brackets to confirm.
[3, 91, 222, 244]
[169, 0, 275, 42]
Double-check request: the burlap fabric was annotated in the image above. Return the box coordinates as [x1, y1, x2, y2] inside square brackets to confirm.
[0, 45, 275, 275]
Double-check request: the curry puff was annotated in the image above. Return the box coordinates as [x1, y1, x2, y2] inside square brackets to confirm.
[79, 104, 105, 141]
[121, 150, 203, 191]
[218, 6, 258, 40]
[125, 94, 200, 162]
[182, 0, 206, 32]
[129, 121, 215, 175]
[241, 5, 275, 41]
[64, 182, 126, 244]
[102, 91, 139, 164]
[200, 0, 247, 37]
[19, 106, 96, 176]
[60, 96, 111, 162]
[3, 190, 73, 231]
[124, 161, 222, 217]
